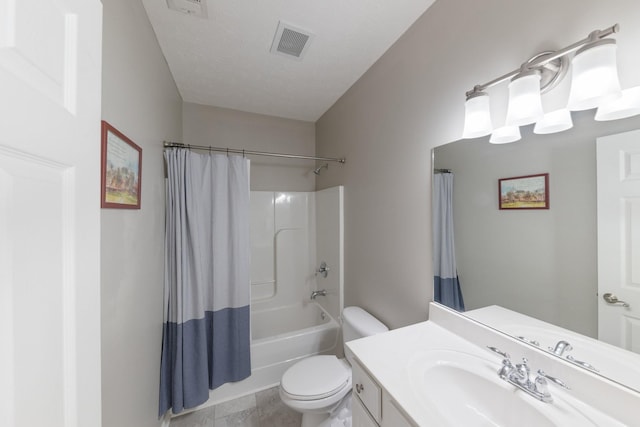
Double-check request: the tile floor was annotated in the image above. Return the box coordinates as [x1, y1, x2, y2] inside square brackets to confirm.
[169, 386, 302, 427]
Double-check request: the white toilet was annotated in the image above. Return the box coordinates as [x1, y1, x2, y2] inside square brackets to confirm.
[279, 306, 389, 427]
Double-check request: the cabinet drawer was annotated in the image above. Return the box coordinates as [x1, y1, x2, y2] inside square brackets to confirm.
[352, 391, 379, 427]
[352, 360, 382, 423]
[382, 395, 414, 427]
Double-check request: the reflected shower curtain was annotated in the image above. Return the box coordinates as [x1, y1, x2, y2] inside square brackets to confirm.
[433, 173, 465, 311]
[159, 149, 251, 416]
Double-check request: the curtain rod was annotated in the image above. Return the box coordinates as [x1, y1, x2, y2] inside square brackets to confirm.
[163, 141, 346, 164]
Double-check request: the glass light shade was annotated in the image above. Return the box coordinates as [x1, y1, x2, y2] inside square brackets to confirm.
[490, 125, 521, 144]
[595, 86, 640, 121]
[567, 40, 622, 111]
[462, 92, 493, 139]
[505, 72, 544, 126]
[534, 109, 573, 134]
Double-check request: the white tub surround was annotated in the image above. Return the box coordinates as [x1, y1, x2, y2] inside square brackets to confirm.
[313, 186, 344, 323]
[346, 303, 640, 426]
[249, 188, 344, 313]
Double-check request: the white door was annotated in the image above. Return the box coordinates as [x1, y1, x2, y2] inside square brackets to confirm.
[597, 129, 640, 353]
[0, 1, 103, 426]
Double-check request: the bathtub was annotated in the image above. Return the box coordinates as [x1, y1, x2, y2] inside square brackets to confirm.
[206, 301, 339, 407]
[251, 301, 339, 367]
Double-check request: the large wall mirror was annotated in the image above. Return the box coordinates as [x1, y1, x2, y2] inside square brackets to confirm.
[432, 110, 640, 392]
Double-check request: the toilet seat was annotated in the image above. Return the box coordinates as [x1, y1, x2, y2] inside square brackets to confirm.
[281, 355, 350, 401]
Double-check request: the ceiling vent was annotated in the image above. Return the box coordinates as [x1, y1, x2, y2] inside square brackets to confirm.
[166, 0, 208, 18]
[270, 21, 314, 60]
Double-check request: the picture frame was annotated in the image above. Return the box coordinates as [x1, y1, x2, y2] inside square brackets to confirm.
[100, 121, 142, 209]
[498, 173, 549, 210]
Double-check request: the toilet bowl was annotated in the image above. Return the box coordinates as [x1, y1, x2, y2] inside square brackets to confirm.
[279, 306, 388, 427]
[279, 355, 351, 414]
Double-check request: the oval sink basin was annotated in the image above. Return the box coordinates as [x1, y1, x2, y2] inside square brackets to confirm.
[407, 350, 597, 427]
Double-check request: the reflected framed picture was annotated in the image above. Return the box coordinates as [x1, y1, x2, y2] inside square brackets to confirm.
[499, 173, 549, 210]
[100, 121, 142, 209]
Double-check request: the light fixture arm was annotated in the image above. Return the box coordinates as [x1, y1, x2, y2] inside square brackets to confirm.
[465, 24, 620, 98]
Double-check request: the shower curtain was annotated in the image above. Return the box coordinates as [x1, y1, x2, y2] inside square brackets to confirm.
[433, 172, 465, 311]
[159, 149, 251, 416]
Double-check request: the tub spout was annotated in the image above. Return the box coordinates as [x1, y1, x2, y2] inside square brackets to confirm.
[310, 289, 327, 300]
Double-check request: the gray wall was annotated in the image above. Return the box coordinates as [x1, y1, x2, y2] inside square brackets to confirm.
[434, 113, 640, 337]
[316, 0, 640, 329]
[183, 102, 317, 192]
[101, 0, 182, 426]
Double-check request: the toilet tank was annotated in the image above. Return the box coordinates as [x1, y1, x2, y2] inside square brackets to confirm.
[342, 307, 388, 363]
[342, 307, 388, 342]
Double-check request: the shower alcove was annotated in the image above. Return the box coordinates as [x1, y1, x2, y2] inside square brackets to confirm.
[205, 185, 344, 408]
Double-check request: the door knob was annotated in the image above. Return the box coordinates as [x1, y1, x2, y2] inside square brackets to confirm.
[602, 293, 630, 308]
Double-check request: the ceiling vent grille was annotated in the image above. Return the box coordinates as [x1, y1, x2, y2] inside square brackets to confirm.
[166, 0, 208, 18]
[270, 21, 314, 60]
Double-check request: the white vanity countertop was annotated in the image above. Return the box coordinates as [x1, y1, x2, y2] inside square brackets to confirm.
[345, 305, 634, 426]
[346, 320, 488, 426]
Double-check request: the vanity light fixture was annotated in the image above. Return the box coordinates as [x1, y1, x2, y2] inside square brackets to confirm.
[595, 86, 640, 121]
[462, 24, 626, 141]
[490, 125, 521, 144]
[567, 39, 622, 111]
[505, 70, 544, 126]
[462, 91, 493, 138]
[534, 109, 573, 134]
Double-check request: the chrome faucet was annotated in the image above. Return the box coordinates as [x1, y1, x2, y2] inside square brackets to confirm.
[310, 289, 327, 300]
[549, 340, 573, 356]
[488, 347, 569, 403]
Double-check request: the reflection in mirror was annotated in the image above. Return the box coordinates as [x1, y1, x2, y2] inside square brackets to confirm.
[432, 111, 640, 391]
[433, 170, 465, 311]
[466, 305, 640, 392]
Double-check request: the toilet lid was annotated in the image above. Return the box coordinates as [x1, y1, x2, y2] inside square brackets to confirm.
[281, 355, 350, 401]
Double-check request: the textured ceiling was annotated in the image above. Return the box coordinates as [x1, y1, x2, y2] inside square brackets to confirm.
[141, 0, 436, 121]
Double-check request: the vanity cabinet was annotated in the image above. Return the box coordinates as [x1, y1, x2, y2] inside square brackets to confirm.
[352, 394, 378, 427]
[346, 303, 638, 427]
[352, 359, 415, 427]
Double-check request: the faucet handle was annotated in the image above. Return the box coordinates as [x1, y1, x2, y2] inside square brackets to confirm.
[517, 336, 540, 346]
[537, 370, 570, 390]
[534, 375, 550, 396]
[497, 357, 514, 379]
[566, 355, 599, 372]
[316, 261, 330, 278]
[515, 358, 531, 383]
[487, 346, 510, 359]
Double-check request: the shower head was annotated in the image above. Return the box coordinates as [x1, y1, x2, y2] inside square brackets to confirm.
[313, 163, 329, 175]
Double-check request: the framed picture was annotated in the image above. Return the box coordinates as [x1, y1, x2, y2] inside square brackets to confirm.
[499, 173, 549, 210]
[100, 121, 142, 209]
